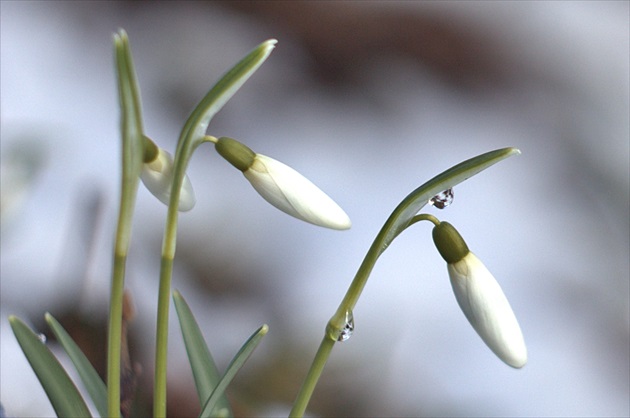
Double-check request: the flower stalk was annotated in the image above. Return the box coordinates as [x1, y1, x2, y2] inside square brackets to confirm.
[291, 147, 521, 417]
[152, 39, 277, 417]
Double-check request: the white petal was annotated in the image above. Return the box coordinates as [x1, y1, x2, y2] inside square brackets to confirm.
[140, 148, 196, 212]
[243, 154, 351, 230]
[448, 252, 527, 368]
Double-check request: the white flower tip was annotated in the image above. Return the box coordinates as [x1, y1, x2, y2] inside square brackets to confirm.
[243, 154, 351, 230]
[174, 177, 196, 212]
[140, 148, 196, 212]
[507, 346, 528, 369]
[448, 252, 527, 368]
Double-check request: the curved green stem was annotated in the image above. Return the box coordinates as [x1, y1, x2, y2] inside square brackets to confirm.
[290, 147, 521, 417]
[408, 213, 440, 228]
[152, 39, 276, 417]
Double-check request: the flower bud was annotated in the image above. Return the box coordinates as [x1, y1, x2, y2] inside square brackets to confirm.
[244, 154, 351, 230]
[140, 147, 196, 211]
[214, 137, 255, 172]
[432, 222, 469, 263]
[433, 222, 527, 368]
[214, 137, 350, 229]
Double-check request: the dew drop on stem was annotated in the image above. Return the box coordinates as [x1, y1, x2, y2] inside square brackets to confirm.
[336, 310, 355, 342]
[429, 188, 454, 209]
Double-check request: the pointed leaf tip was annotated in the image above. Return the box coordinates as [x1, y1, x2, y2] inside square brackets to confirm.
[173, 291, 233, 414]
[45, 312, 108, 417]
[10, 315, 92, 417]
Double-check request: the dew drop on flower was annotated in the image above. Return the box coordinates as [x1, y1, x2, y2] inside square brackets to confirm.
[429, 188, 454, 209]
[337, 310, 355, 342]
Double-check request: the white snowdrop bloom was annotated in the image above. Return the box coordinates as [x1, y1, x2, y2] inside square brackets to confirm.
[433, 222, 527, 368]
[214, 137, 351, 230]
[245, 154, 351, 229]
[140, 147, 196, 212]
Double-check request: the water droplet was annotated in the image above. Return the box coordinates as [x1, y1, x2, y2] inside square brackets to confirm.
[336, 310, 354, 342]
[429, 188, 454, 209]
[37, 333, 47, 343]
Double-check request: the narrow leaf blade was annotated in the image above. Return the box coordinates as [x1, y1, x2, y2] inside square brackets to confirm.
[167, 39, 277, 218]
[173, 291, 233, 416]
[115, 29, 144, 184]
[181, 39, 277, 145]
[199, 325, 269, 418]
[379, 147, 521, 255]
[45, 313, 108, 417]
[9, 315, 92, 418]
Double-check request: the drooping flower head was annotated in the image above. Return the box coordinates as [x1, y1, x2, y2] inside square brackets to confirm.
[432, 221, 527, 368]
[140, 140, 196, 212]
[214, 137, 351, 230]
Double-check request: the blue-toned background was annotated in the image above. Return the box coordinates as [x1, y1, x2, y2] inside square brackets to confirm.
[1, 1, 628, 416]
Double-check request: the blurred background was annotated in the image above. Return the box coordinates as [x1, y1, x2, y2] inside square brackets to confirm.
[1, 1, 628, 417]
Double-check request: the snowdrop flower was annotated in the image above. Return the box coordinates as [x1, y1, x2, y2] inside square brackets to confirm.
[432, 221, 527, 368]
[140, 145, 196, 212]
[213, 137, 351, 230]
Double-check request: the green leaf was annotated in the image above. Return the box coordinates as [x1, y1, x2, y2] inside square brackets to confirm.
[114, 28, 144, 247]
[9, 315, 92, 418]
[164, 39, 277, 247]
[180, 39, 277, 150]
[378, 147, 521, 252]
[173, 290, 233, 417]
[45, 313, 108, 418]
[115, 28, 144, 172]
[108, 29, 146, 418]
[199, 324, 269, 418]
